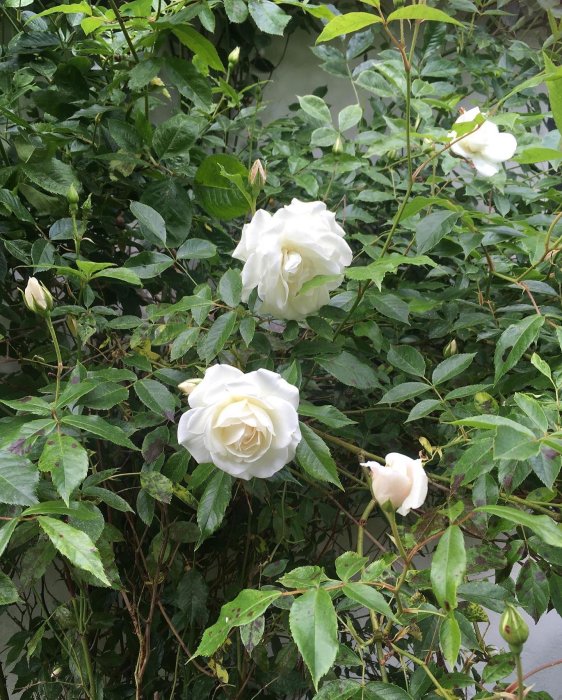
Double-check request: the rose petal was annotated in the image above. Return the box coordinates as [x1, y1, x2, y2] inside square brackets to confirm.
[479, 132, 517, 163]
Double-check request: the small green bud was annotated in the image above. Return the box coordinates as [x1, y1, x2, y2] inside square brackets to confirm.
[228, 46, 240, 66]
[23, 277, 53, 315]
[499, 604, 529, 653]
[332, 134, 344, 154]
[67, 184, 79, 204]
[474, 391, 499, 414]
[443, 338, 458, 357]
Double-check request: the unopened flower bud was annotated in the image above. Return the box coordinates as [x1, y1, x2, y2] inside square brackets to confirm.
[332, 134, 344, 154]
[500, 604, 529, 654]
[249, 159, 266, 190]
[23, 277, 53, 315]
[474, 391, 499, 414]
[67, 184, 79, 205]
[178, 378, 202, 396]
[228, 46, 240, 66]
[443, 339, 458, 357]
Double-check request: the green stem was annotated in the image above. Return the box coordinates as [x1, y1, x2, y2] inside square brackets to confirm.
[311, 427, 385, 465]
[380, 179, 414, 257]
[515, 652, 524, 700]
[357, 499, 389, 684]
[391, 644, 450, 697]
[405, 68, 412, 186]
[383, 508, 409, 632]
[46, 314, 63, 404]
[71, 211, 81, 258]
[72, 597, 96, 700]
[108, 0, 139, 62]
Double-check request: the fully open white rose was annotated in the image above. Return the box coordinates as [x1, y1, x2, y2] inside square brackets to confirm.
[361, 453, 428, 516]
[232, 198, 353, 321]
[449, 107, 517, 177]
[177, 365, 301, 480]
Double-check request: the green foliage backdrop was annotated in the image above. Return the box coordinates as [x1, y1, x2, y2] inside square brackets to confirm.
[0, 0, 561, 698]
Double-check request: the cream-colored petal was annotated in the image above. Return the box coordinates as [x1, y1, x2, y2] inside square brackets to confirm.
[479, 132, 517, 163]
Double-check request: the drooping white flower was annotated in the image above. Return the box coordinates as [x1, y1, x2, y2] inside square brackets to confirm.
[449, 107, 517, 177]
[232, 199, 353, 321]
[177, 365, 301, 481]
[23, 277, 53, 315]
[361, 452, 428, 516]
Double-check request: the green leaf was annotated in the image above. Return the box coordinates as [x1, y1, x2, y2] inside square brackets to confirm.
[36, 2, 92, 17]
[248, 0, 291, 35]
[0, 454, 39, 506]
[494, 315, 544, 383]
[379, 382, 430, 404]
[134, 379, 177, 420]
[318, 351, 380, 389]
[544, 54, 562, 135]
[387, 6, 463, 26]
[194, 154, 251, 220]
[130, 201, 167, 246]
[296, 423, 343, 488]
[346, 254, 435, 289]
[342, 583, 397, 621]
[387, 345, 426, 378]
[335, 551, 368, 581]
[38, 433, 89, 506]
[406, 399, 441, 423]
[61, 415, 137, 450]
[240, 615, 265, 653]
[371, 293, 409, 324]
[298, 95, 332, 125]
[514, 147, 562, 164]
[93, 266, 142, 286]
[516, 560, 549, 622]
[278, 566, 327, 589]
[316, 12, 383, 43]
[415, 211, 460, 255]
[172, 26, 225, 72]
[198, 311, 237, 362]
[170, 328, 199, 361]
[289, 588, 339, 690]
[0, 520, 18, 560]
[432, 353, 476, 386]
[176, 238, 217, 260]
[22, 158, 80, 196]
[0, 571, 20, 605]
[530, 353, 552, 381]
[457, 581, 510, 613]
[298, 403, 356, 429]
[197, 470, 233, 546]
[452, 414, 535, 436]
[440, 615, 461, 666]
[430, 525, 466, 611]
[218, 268, 242, 307]
[475, 506, 562, 548]
[195, 588, 281, 656]
[514, 393, 548, 433]
[38, 516, 110, 585]
[140, 471, 173, 503]
[152, 113, 199, 160]
[338, 104, 362, 131]
[224, 0, 248, 22]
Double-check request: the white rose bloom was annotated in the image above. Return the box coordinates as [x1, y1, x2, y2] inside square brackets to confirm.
[361, 452, 428, 516]
[177, 365, 301, 480]
[177, 378, 202, 395]
[449, 107, 517, 177]
[232, 199, 353, 321]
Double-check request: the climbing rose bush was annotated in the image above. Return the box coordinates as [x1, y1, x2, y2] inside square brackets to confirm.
[0, 2, 561, 700]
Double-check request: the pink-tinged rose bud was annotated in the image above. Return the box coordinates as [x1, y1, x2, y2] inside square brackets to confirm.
[361, 453, 428, 516]
[249, 159, 267, 189]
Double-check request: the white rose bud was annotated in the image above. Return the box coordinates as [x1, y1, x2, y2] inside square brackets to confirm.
[23, 277, 53, 315]
[228, 46, 240, 66]
[248, 159, 267, 189]
[178, 378, 203, 395]
[232, 198, 353, 321]
[361, 453, 428, 516]
[449, 106, 517, 177]
[177, 365, 301, 481]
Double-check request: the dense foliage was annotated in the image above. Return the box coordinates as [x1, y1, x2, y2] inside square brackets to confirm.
[1, 0, 562, 698]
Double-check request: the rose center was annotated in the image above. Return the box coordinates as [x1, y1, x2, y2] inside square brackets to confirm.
[213, 399, 274, 461]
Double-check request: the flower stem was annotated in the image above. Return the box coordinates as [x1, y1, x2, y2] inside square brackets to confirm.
[46, 314, 63, 404]
[356, 498, 389, 683]
[515, 652, 524, 700]
[383, 508, 409, 631]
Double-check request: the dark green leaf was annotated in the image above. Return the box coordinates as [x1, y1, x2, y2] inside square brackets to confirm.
[296, 423, 342, 488]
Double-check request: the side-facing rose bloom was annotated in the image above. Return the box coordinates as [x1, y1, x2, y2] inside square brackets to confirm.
[23, 277, 53, 315]
[177, 365, 301, 480]
[232, 199, 353, 321]
[449, 107, 517, 177]
[361, 452, 428, 516]
[177, 378, 202, 395]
